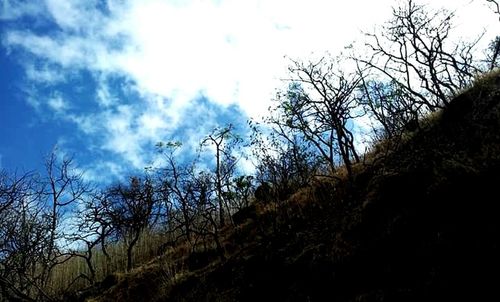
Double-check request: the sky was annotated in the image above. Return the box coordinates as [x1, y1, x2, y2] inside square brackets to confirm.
[0, 0, 498, 183]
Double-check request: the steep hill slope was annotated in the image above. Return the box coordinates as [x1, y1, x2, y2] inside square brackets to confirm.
[82, 71, 500, 302]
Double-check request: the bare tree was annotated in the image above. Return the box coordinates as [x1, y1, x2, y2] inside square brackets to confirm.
[70, 189, 117, 284]
[39, 153, 90, 288]
[356, 74, 420, 139]
[484, 36, 500, 70]
[0, 170, 47, 301]
[0, 151, 90, 301]
[358, 0, 482, 112]
[250, 120, 319, 200]
[486, 0, 500, 18]
[485, 1, 500, 69]
[157, 141, 196, 242]
[268, 57, 361, 178]
[202, 125, 242, 226]
[105, 176, 156, 272]
[189, 171, 225, 260]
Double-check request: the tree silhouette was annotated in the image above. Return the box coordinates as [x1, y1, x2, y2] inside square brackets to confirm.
[358, 0, 482, 112]
[202, 125, 242, 226]
[105, 176, 156, 272]
[268, 57, 361, 177]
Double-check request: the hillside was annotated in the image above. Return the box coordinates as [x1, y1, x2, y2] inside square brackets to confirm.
[76, 71, 500, 301]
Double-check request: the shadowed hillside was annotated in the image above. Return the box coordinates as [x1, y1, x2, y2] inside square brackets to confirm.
[74, 71, 500, 301]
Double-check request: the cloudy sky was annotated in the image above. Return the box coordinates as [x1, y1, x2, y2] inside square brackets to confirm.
[0, 0, 497, 182]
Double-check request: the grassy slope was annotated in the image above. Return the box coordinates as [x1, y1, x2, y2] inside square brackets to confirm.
[82, 71, 500, 302]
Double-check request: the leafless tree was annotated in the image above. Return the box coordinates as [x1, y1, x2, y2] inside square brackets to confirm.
[39, 153, 90, 287]
[268, 57, 361, 178]
[105, 176, 156, 272]
[201, 125, 242, 226]
[157, 141, 197, 242]
[229, 175, 254, 211]
[483, 36, 500, 71]
[0, 152, 89, 301]
[0, 170, 47, 301]
[250, 120, 319, 200]
[189, 171, 225, 260]
[485, 0, 500, 70]
[71, 190, 116, 284]
[356, 73, 420, 140]
[358, 0, 482, 112]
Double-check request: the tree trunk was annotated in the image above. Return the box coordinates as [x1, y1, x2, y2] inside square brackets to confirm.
[126, 233, 140, 272]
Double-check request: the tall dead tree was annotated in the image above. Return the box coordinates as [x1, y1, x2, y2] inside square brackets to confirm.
[40, 153, 90, 287]
[202, 125, 241, 226]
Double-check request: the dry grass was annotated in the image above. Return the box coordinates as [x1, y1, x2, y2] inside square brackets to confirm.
[48, 222, 235, 299]
[473, 68, 500, 88]
[46, 229, 171, 296]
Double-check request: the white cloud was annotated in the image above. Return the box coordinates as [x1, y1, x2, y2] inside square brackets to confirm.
[47, 95, 68, 113]
[45, 0, 99, 31]
[66, 99, 182, 170]
[68, 114, 99, 134]
[23, 87, 42, 111]
[0, 0, 44, 20]
[138, 112, 168, 138]
[25, 63, 66, 83]
[102, 105, 145, 167]
[96, 77, 116, 108]
[80, 160, 129, 184]
[4, 31, 91, 68]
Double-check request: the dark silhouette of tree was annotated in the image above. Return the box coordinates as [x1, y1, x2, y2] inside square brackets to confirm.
[0, 170, 47, 301]
[157, 141, 196, 242]
[358, 0, 482, 112]
[486, 0, 500, 69]
[72, 190, 117, 283]
[105, 175, 156, 272]
[229, 175, 254, 210]
[0, 152, 89, 301]
[202, 124, 242, 226]
[40, 153, 90, 287]
[484, 36, 500, 70]
[189, 171, 225, 260]
[487, 0, 500, 18]
[356, 75, 420, 139]
[268, 57, 361, 178]
[250, 120, 319, 200]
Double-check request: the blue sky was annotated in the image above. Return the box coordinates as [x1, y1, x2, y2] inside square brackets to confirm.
[0, 0, 497, 183]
